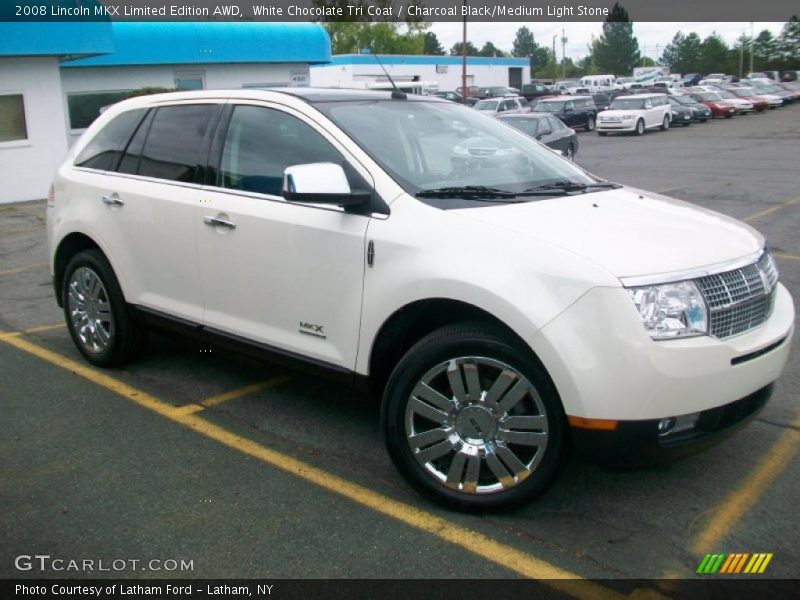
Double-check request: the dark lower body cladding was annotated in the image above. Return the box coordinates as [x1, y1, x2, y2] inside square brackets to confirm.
[571, 384, 773, 467]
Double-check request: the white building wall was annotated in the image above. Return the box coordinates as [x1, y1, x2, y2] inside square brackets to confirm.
[311, 62, 529, 91]
[60, 62, 310, 142]
[0, 57, 70, 203]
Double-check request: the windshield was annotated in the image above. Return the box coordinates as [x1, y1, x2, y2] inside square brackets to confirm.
[318, 100, 595, 196]
[474, 100, 499, 110]
[673, 95, 695, 105]
[697, 92, 720, 101]
[609, 98, 645, 110]
[535, 101, 564, 112]
[717, 91, 736, 99]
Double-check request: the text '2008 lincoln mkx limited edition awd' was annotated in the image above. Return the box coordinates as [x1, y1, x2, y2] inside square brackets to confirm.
[47, 89, 794, 510]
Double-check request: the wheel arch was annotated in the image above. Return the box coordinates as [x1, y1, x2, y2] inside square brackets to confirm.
[53, 232, 103, 307]
[366, 297, 547, 397]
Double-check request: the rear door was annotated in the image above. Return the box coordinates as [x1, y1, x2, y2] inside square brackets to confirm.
[195, 102, 373, 369]
[71, 103, 219, 322]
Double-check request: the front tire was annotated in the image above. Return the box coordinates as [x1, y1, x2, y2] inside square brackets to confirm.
[635, 119, 645, 135]
[62, 249, 147, 367]
[382, 322, 566, 511]
[661, 115, 670, 130]
[585, 115, 595, 132]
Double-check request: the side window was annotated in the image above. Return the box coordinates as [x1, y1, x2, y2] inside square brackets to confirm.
[518, 98, 530, 108]
[565, 101, 575, 111]
[538, 118, 552, 136]
[117, 109, 154, 175]
[219, 105, 359, 197]
[138, 105, 217, 182]
[547, 116, 562, 131]
[74, 109, 147, 171]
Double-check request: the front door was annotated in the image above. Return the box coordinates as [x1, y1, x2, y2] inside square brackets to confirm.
[196, 103, 372, 369]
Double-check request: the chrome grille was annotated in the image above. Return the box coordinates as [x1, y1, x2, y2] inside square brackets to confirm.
[695, 253, 778, 338]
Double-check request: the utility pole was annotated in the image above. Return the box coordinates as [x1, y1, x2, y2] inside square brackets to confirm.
[561, 28, 567, 80]
[461, 0, 467, 103]
[655, 44, 660, 65]
[749, 21, 754, 74]
[739, 31, 745, 79]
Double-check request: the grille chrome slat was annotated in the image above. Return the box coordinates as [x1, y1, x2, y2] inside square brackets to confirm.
[695, 253, 778, 339]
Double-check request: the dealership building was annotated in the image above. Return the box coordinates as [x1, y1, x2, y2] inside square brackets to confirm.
[0, 21, 331, 204]
[311, 53, 531, 92]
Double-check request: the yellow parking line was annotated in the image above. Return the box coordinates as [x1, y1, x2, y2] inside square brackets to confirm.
[690, 417, 800, 555]
[24, 322, 66, 334]
[773, 253, 800, 261]
[201, 377, 290, 408]
[0, 262, 47, 277]
[0, 332, 636, 596]
[743, 196, 800, 223]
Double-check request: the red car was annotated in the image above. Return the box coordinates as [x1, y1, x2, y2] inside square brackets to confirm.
[688, 92, 737, 118]
[726, 88, 768, 111]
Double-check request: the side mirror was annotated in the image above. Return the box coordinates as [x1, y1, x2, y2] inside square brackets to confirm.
[282, 163, 369, 208]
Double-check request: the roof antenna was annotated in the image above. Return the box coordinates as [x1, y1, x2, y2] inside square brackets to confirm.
[370, 48, 407, 99]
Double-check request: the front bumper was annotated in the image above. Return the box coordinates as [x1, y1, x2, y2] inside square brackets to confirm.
[570, 384, 773, 467]
[596, 119, 636, 131]
[529, 284, 794, 421]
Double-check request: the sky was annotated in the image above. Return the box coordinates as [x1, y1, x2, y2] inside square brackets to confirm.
[429, 22, 788, 62]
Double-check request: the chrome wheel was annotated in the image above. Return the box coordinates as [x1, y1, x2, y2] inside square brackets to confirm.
[67, 266, 114, 354]
[404, 357, 549, 495]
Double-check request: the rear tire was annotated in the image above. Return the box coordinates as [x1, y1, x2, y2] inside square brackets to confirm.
[382, 321, 567, 511]
[62, 249, 147, 367]
[661, 115, 670, 131]
[585, 115, 595, 132]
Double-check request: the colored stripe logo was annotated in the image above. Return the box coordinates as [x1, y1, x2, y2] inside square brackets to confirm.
[697, 553, 773, 574]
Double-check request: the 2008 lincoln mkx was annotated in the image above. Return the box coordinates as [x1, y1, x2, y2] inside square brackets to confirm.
[47, 89, 794, 510]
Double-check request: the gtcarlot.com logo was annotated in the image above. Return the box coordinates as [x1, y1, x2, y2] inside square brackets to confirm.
[697, 552, 773, 574]
[14, 554, 194, 573]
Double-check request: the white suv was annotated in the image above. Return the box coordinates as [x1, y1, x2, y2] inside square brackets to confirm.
[597, 93, 672, 136]
[473, 96, 530, 116]
[47, 89, 794, 510]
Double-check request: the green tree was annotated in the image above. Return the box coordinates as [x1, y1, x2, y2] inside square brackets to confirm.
[450, 41, 479, 56]
[661, 31, 702, 74]
[777, 18, 800, 68]
[511, 26, 550, 76]
[753, 30, 780, 70]
[699, 33, 732, 74]
[478, 42, 505, 57]
[592, 2, 641, 75]
[423, 31, 445, 55]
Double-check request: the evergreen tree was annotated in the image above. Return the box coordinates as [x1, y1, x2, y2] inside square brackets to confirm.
[423, 31, 445, 55]
[478, 42, 505, 57]
[592, 3, 641, 75]
[511, 26, 550, 75]
[450, 41, 480, 56]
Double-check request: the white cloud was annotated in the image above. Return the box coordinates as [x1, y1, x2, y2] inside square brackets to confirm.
[429, 21, 787, 62]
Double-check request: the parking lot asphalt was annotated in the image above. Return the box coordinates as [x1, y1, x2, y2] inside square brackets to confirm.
[1, 104, 798, 589]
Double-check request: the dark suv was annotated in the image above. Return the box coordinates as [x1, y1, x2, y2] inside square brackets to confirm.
[533, 96, 598, 131]
[521, 82, 552, 102]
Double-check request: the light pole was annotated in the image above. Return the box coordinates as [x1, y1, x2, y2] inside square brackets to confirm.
[461, 0, 467, 103]
[561, 29, 567, 80]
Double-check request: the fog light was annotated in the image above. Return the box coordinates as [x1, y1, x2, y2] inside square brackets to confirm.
[657, 413, 701, 437]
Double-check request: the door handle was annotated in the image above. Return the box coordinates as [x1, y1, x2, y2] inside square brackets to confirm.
[203, 215, 237, 230]
[101, 193, 124, 207]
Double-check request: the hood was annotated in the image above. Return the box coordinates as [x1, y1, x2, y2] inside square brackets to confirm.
[452, 188, 764, 279]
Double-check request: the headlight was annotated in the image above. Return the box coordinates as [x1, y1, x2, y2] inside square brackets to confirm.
[621, 115, 633, 120]
[626, 281, 707, 339]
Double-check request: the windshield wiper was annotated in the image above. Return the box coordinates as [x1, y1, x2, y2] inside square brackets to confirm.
[519, 180, 620, 195]
[416, 185, 517, 199]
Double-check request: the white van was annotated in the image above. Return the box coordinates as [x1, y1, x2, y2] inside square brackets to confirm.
[580, 75, 615, 92]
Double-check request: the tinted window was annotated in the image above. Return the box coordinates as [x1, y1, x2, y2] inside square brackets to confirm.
[0, 94, 27, 142]
[138, 105, 217, 182]
[546, 116, 562, 131]
[504, 117, 538, 137]
[117, 109, 154, 175]
[74, 109, 146, 171]
[220, 105, 353, 197]
[538, 118, 552, 135]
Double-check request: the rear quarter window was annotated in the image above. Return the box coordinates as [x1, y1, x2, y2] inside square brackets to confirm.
[74, 109, 147, 171]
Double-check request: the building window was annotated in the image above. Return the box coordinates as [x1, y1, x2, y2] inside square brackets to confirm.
[174, 72, 205, 91]
[0, 94, 28, 142]
[67, 91, 130, 130]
